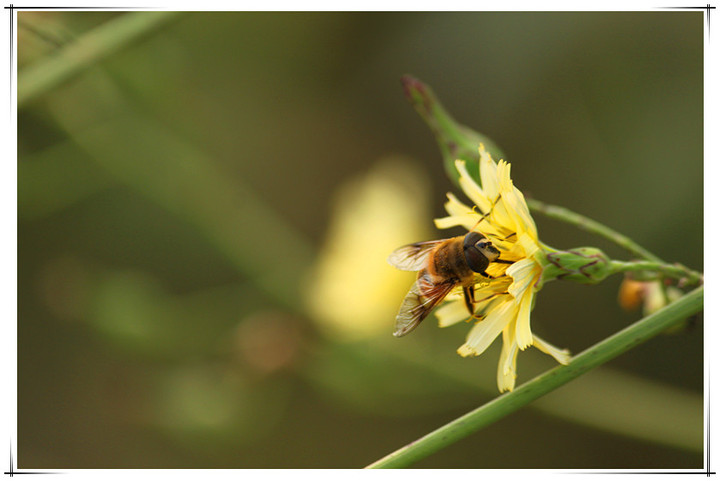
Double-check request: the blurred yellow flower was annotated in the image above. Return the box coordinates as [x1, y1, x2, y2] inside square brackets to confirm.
[306, 157, 431, 341]
[434, 145, 570, 392]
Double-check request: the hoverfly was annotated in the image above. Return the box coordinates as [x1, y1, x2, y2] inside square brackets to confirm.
[387, 230, 513, 337]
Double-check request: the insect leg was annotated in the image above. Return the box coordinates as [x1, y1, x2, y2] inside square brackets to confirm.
[478, 270, 496, 279]
[462, 285, 475, 315]
[494, 259, 515, 265]
[471, 291, 509, 319]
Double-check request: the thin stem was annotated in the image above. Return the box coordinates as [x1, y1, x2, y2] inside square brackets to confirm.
[18, 11, 181, 107]
[611, 260, 703, 287]
[526, 198, 663, 263]
[366, 286, 703, 468]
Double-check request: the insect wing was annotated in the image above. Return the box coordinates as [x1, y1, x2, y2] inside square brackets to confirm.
[387, 240, 445, 272]
[394, 273, 456, 337]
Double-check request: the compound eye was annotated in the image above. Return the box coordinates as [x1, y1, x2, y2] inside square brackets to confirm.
[464, 246, 490, 274]
[463, 232, 490, 274]
[479, 240, 501, 261]
[463, 231, 484, 250]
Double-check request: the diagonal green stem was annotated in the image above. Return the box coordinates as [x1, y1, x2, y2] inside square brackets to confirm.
[18, 11, 181, 107]
[366, 285, 703, 468]
[531, 200, 701, 285]
[527, 198, 663, 263]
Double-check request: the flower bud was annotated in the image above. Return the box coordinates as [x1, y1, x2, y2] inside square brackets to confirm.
[541, 247, 613, 284]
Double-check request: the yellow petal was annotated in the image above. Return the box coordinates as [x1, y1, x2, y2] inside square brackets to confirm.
[436, 298, 470, 328]
[516, 231, 541, 258]
[495, 160, 537, 238]
[497, 326, 519, 392]
[457, 344, 477, 358]
[444, 192, 473, 216]
[434, 214, 477, 230]
[478, 147, 500, 200]
[533, 334, 571, 365]
[509, 187, 537, 237]
[501, 324, 519, 375]
[439, 193, 480, 230]
[506, 258, 538, 299]
[488, 197, 515, 233]
[456, 159, 492, 214]
[514, 289, 534, 350]
[457, 299, 517, 357]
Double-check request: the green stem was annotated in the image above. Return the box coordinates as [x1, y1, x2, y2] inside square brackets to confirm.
[401, 75, 478, 154]
[611, 260, 703, 287]
[401, 75, 506, 186]
[366, 286, 703, 468]
[527, 198, 663, 263]
[18, 11, 181, 107]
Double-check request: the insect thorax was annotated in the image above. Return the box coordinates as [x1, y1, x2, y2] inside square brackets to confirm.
[430, 238, 474, 281]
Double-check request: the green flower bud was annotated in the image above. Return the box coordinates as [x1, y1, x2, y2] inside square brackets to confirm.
[541, 247, 613, 285]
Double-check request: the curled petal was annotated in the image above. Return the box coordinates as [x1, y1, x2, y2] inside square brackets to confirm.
[533, 334, 571, 365]
[506, 258, 538, 299]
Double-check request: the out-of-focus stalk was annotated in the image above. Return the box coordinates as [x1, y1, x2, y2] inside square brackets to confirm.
[19, 11, 181, 107]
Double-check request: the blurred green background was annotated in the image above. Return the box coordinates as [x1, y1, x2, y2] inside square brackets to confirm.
[17, 11, 703, 468]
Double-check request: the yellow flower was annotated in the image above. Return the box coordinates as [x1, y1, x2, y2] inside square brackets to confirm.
[434, 145, 570, 392]
[306, 157, 431, 340]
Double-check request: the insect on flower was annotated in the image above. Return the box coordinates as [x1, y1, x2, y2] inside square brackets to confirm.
[387, 201, 514, 337]
[388, 144, 571, 392]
